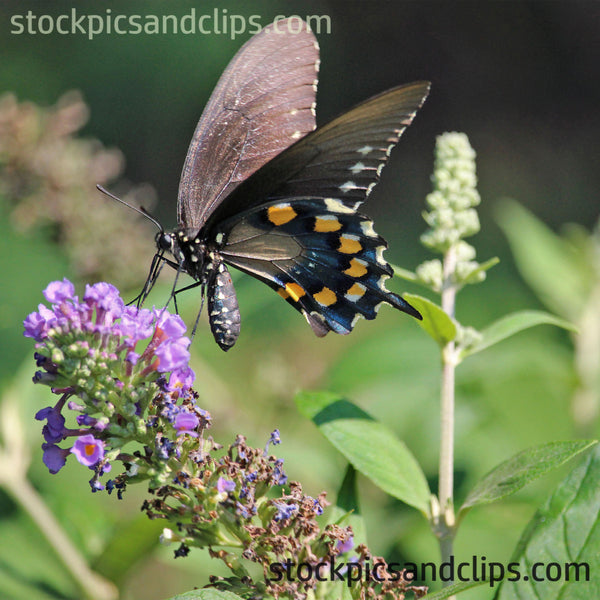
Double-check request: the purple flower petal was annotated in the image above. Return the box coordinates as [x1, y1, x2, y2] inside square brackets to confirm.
[155, 338, 191, 373]
[84, 282, 122, 312]
[36, 405, 67, 443]
[166, 366, 195, 392]
[337, 535, 355, 554]
[174, 411, 199, 435]
[42, 443, 70, 474]
[126, 351, 140, 365]
[216, 477, 236, 494]
[273, 501, 298, 521]
[71, 434, 105, 467]
[23, 312, 47, 341]
[264, 428, 282, 454]
[118, 307, 154, 342]
[23, 304, 56, 341]
[155, 311, 187, 339]
[43, 279, 75, 304]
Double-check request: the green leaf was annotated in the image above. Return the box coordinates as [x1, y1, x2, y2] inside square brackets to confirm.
[459, 310, 577, 359]
[336, 463, 360, 515]
[295, 391, 431, 516]
[494, 444, 600, 599]
[496, 200, 592, 319]
[461, 256, 500, 285]
[93, 515, 163, 583]
[168, 590, 245, 600]
[330, 464, 368, 547]
[459, 440, 597, 518]
[403, 294, 457, 347]
[420, 579, 489, 599]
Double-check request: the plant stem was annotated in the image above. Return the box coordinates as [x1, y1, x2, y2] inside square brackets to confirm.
[2, 473, 118, 600]
[572, 283, 600, 436]
[438, 245, 457, 582]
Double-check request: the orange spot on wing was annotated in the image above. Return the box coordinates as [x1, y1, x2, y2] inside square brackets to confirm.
[346, 283, 366, 299]
[314, 216, 342, 232]
[268, 204, 297, 226]
[285, 283, 305, 302]
[344, 258, 368, 277]
[314, 287, 337, 307]
[338, 235, 362, 254]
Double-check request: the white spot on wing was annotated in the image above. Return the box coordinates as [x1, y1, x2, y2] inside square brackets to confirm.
[350, 161, 366, 174]
[357, 145, 373, 155]
[365, 183, 377, 197]
[324, 198, 355, 214]
[339, 181, 358, 193]
[360, 221, 377, 238]
[345, 283, 366, 303]
[351, 313, 363, 328]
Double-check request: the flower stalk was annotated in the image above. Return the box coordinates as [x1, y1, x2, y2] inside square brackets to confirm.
[416, 133, 486, 585]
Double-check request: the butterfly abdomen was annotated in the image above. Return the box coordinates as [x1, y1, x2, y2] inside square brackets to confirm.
[207, 261, 241, 351]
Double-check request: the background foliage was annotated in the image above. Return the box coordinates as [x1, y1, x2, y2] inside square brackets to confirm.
[0, 2, 598, 599]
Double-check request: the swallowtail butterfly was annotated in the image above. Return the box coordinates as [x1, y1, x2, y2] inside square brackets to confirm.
[140, 19, 429, 350]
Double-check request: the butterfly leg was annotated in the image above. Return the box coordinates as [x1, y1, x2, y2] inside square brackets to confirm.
[129, 251, 165, 307]
[170, 279, 202, 313]
[130, 251, 181, 307]
[167, 279, 207, 342]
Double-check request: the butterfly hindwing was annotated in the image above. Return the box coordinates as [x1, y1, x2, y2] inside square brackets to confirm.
[216, 197, 421, 337]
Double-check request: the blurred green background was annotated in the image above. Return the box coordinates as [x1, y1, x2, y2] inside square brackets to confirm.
[1, 1, 598, 599]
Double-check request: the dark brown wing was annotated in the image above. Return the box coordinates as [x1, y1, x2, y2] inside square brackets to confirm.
[177, 19, 319, 229]
[205, 82, 431, 227]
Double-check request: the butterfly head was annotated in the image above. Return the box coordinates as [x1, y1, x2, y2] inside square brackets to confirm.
[156, 231, 174, 253]
[156, 229, 210, 281]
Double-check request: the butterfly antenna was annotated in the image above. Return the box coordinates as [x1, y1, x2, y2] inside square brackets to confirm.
[96, 184, 164, 233]
[97, 184, 168, 305]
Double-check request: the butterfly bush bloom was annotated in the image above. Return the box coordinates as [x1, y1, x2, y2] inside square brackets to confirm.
[25, 279, 427, 600]
[24, 278, 199, 489]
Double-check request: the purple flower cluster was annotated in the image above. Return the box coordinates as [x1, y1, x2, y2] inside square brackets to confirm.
[24, 279, 198, 482]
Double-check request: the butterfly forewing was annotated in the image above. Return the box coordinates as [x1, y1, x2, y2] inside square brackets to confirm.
[177, 19, 319, 230]
[204, 82, 430, 227]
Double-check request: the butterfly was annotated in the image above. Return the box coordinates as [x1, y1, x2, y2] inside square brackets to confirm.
[143, 18, 429, 350]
